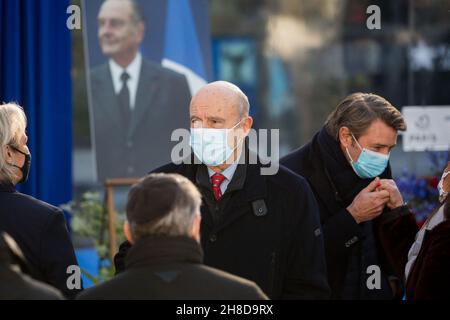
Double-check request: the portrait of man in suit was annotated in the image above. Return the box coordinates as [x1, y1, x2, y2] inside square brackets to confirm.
[89, 0, 191, 181]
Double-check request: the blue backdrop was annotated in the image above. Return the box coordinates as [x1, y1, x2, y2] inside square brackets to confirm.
[0, 0, 72, 206]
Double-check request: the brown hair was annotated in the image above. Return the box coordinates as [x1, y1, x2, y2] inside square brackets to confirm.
[325, 93, 407, 141]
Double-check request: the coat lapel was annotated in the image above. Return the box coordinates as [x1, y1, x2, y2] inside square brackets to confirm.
[94, 64, 123, 129]
[214, 161, 268, 233]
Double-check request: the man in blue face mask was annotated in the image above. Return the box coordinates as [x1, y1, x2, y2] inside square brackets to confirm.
[115, 81, 331, 299]
[281, 93, 408, 300]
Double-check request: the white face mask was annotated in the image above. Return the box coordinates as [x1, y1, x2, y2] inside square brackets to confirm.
[438, 170, 449, 203]
[189, 119, 243, 166]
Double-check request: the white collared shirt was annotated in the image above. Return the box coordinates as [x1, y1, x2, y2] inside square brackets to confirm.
[207, 162, 238, 195]
[109, 52, 142, 110]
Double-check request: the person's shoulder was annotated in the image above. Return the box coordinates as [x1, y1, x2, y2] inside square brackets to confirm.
[141, 59, 187, 82]
[76, 276, 122, 300]
[151, 162, 185, 174]
[150, 160, 196, 177]
[196, 265, 268, 299]
[17, 273, 64, 300]
[280, 141, 312, 172]
[89, 63, 109, 79]
[265, 162, 312, 195]
[9, 192, 63, 217]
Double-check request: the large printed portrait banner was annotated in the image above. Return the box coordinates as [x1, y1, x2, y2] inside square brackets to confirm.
[82, 0, 212, 182]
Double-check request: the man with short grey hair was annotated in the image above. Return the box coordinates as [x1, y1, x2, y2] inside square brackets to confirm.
[78, 173, 268, 300]
[115, 81, 330, 299]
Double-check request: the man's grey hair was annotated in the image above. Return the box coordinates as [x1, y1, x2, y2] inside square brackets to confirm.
[0, 103, 27, 183]
[126, 173, 202, 240]
[128, 0, 144, 23]
[237, 87, 250, 118]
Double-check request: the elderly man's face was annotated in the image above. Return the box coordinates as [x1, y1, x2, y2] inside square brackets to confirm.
[190, 89, 242, 130]
[97, 0, 144, 60]
[189, 85, 253, 166]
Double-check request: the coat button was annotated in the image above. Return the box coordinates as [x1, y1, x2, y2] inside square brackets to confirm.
[209, 234, 217, 242]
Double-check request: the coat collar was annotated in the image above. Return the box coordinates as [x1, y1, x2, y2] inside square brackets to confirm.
[174, 143, 268, 232]
[185, 145, 267, 204]
[0, 181, 15, 193]
[125, 236, 203, 269]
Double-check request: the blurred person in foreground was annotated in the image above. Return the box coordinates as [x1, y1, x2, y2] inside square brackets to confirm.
[0, 231, 63, 300]
[377, 161, 450, 299]
[78, 173, 268, 300]
[0, 103, 80, 298]
[281, 93, 407, 299]
[115, 81, 330, 299]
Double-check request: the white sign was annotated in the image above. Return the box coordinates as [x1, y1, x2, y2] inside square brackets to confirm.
[402, 106, 450, 152]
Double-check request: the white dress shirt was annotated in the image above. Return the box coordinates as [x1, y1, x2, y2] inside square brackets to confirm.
[109, 52, 142, 110]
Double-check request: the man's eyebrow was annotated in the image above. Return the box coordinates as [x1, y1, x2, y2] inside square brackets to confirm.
[374, 143, 396, 148]
[207, 116, 225, 122]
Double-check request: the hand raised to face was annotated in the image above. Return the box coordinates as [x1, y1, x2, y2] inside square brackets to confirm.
[377, 179, 405, 210]
[347, 177, 391, 224]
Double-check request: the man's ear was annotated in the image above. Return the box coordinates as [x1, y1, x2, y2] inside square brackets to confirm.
[338, 126, 352, 149]
[243, 115, 253, 136]
[124, 221, 134, 244]
[136, 21, 145, 43]
[190, 215, 201, 242]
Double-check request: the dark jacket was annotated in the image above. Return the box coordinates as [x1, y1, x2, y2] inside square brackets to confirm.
[0, 232, 63, 300]
[78, 236, 267, 300]
[115, 150, 330, 299]
[378, 202, 450, 300]
[90, 59, 191, 181]
[0, 182, 80, 298]
[0, 266, 64, 300]
[281, 128, 396, 299]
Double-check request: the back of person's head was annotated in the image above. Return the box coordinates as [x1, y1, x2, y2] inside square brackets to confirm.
[325, 93, 407, 141]
[0, 103, 27, 183]
[124, 173, 202, 243]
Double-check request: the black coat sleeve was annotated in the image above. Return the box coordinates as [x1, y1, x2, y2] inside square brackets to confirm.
[40, 210, 81, 299]
[321, 207, 364, 295]
[282, 181, 331, 299]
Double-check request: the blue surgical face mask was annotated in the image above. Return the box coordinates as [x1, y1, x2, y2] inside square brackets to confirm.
[345, 133, 389, 179]
[190, 119, 243, 166]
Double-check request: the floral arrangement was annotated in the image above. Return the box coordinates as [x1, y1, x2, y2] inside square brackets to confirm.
[395, 151, 449, 225]
[61, 192, 125, 283]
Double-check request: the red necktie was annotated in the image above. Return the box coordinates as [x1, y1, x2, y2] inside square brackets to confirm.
[211, 173, 226, 201]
